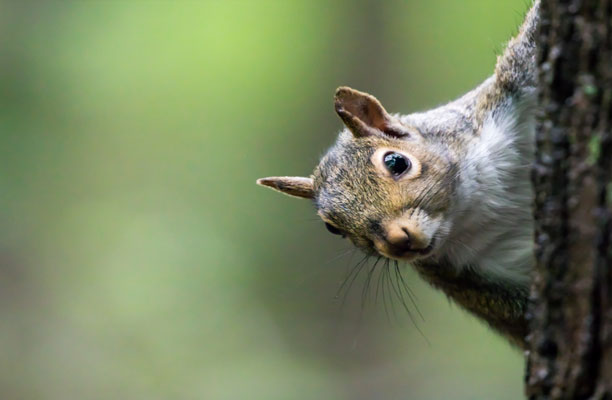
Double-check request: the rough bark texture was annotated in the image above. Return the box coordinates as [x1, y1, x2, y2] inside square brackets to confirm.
[526, 0, 612, 398]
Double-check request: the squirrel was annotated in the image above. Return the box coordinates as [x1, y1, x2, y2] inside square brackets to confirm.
[257, 1, 539, 349]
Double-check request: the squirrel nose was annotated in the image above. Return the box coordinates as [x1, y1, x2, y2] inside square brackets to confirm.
[386, 227, 412, 252]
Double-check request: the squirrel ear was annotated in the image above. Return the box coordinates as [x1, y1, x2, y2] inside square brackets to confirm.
[334, 86, 407, 138]
[256, 176, 314, 199]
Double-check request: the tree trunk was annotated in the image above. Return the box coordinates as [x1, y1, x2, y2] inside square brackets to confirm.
[526, 0, 612, 398]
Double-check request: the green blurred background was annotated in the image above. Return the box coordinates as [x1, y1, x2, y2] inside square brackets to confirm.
[0, 1, 531, 399]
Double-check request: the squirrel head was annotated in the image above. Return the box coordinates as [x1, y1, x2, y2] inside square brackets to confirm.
[258, 87, 457, 262]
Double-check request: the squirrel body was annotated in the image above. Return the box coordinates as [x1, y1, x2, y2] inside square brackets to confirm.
[258, 1, 540, 348]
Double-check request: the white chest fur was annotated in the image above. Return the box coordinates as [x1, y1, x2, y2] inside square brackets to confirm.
[439, 92, 536, 288]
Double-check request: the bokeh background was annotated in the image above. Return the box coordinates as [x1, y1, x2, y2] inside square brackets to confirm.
[1, 1, 533, 399]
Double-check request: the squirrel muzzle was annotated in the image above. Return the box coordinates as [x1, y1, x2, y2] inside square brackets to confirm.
[375, 211, 438, 261]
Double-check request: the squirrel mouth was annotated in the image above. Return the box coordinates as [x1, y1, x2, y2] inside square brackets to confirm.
[403, 239, 435, 257]
[384, 239, 436, 260]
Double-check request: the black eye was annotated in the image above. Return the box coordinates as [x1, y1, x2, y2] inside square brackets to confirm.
[383, 152, 411, 177]
[325, 222, 343, 236]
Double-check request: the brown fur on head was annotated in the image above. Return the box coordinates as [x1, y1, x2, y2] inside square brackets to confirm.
[258, 87, 458, 262]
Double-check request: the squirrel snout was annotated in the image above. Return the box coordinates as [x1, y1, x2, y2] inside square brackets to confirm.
[386, 227, 413, 253]
[377, 219, 433, 259]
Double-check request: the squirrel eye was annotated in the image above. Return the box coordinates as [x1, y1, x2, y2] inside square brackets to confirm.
[325, 222, 343, 236]
[383, 152, 411, 177]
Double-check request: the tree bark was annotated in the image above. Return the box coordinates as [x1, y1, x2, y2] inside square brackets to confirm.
[526, 0, 612, 398]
